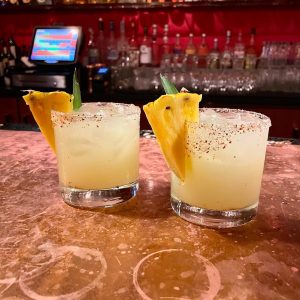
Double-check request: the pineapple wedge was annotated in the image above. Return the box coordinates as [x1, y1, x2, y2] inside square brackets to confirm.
[23, 91, 73, 152]
[143, 92, 201, 181]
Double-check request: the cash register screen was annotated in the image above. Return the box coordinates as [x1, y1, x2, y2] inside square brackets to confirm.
[30, 27, 81, 65]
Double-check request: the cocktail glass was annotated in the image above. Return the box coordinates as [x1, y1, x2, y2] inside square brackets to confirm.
[51, 102, 140, 208]
[171, 108, 271, 228]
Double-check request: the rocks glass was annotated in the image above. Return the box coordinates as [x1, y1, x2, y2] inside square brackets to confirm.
[171, 108, 271, 228]
[51, 102, 140, 208]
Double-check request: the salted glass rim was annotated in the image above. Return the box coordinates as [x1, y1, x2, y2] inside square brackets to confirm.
[189, 107, 272, 129]
[51, 102, 141, 118]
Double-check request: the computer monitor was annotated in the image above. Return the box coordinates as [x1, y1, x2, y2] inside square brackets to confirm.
[30, 26, 82, 65]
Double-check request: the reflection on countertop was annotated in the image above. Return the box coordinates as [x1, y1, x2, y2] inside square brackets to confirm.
[0, 130, 300, 299]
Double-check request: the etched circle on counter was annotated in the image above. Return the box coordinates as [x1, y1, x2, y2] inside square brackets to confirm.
[133, 249, 221, 300]
[19, 243, 107, 300]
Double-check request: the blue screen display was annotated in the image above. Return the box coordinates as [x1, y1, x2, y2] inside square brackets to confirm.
[97, 67, 109, 74]
[30, 28, 80, 63]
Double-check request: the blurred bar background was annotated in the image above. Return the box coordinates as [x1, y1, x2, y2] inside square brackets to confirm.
[0, 0, 300, 138]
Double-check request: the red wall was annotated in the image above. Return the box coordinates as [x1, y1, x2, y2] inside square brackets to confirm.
[1, 7, 300, 54]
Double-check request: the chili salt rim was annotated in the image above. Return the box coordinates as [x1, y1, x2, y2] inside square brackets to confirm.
[51, 102, 141, 126]
[53, 102, 140, 117]
[189, 108, 271, 131]
[186, 108, 271, 155]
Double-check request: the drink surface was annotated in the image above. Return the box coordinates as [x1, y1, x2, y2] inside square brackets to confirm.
[171, 108, 271, 211]
[52, 103, 140, 190]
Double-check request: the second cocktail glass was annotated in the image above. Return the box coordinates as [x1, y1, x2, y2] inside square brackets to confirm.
[51, 102, 141, 208]
[171, 108, 271, 228]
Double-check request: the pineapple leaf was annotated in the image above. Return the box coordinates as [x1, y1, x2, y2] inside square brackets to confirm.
[73, 68, 82, 111]
[160, 74, 179, 94]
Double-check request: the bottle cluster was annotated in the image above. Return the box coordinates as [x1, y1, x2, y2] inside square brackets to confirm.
[84, 19, 266, 92]
[87, 20, 300, 93]
[85, 20, 260, 71]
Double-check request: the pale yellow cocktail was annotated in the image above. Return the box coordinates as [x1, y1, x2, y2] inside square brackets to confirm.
[170, 108, 271, 227]
[51, 102, 140, 208]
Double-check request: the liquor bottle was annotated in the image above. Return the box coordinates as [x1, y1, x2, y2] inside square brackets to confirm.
[160, 35, 172, 71]
[116, 20, 130, 88]
[139, 26, 152, 66]
[128, 21, 139, 68]
[0, 39, 10, 87]
[87, 27, 99, 65]
[106, 21, 119, 66]
[184, 33, 197, 72]
[160, 24, 171, 70]
[115, 45, 131, 91]
[233, 32, 245, 70]
[173, 33, 183, 55]
[220, 30, 233, 69]
[117, 20, 129, 57]
[257, 41, 269, 69]
[185, 33, 196, 56]
[151, 24, 160, 67]
[173, 33, 183, 70]
[96, 18, 106, 63]
[162, 24, 171, 56]
[207, 38, 220, 69]
[198, 33, 209, 68]
[8, 36, 17, 60]
[244, 28, 257, 70]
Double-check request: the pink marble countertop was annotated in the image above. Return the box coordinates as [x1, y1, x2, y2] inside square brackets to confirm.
[0, 130, 300, 299]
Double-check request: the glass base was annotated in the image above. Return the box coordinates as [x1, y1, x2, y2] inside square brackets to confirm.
[170, 196, 257, 228]
[61, 181, 138, 209]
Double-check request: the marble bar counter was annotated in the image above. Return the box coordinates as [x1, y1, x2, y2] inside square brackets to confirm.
[0, 130, 300, 300]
